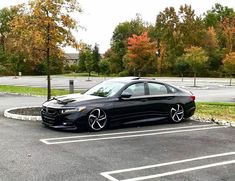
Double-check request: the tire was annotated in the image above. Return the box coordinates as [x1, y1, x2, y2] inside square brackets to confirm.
[87, 108, 107, 131]
[169, 104, 184, 123]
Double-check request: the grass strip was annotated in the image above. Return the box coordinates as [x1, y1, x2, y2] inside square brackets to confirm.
[0, 85, 73, 96]
[195, 102, 235, 122]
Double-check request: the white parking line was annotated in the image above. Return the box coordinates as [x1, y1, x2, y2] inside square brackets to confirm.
[42, 124, 211, 141]
[101, 152, 235, 181]
[40, 124, 227, 145]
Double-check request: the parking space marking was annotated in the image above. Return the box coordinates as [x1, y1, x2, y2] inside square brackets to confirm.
[100, 152, 235, 181]
[40, 124, 227, 145]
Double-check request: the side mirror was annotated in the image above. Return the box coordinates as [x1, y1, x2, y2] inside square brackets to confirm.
[120, 92, 132, 99]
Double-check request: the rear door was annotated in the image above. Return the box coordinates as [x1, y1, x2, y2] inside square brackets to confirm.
[144, 82, 177, 118]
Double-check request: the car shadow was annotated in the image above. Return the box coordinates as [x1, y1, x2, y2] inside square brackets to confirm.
[42, 118, 192, 133]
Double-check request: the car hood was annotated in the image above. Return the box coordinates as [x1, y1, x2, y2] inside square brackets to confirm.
[42, 93, 101, 108]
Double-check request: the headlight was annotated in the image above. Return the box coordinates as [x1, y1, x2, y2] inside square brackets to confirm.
[60, 106, 86, 114]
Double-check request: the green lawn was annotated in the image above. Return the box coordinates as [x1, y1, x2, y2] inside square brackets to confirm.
[0, 85, 74, 96]
[195, 102, 235, 122]
[62, 72, 100, 77]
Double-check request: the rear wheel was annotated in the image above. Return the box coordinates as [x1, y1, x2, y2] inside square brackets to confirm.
[88, 108, 107, 131]
[170, 104, 184, 123]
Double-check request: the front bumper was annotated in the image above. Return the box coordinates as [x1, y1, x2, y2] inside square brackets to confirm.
[41, 107, 86, 130]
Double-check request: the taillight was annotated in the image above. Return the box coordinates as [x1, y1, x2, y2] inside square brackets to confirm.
[191, 95, 195, 101]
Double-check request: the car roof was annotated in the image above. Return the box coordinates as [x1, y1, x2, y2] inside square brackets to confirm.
[107, 77, 163, 84]
[106, 77, 185, 92]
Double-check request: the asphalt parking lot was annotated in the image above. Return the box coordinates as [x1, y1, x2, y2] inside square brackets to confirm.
[0, 77, 234, 180]
[0, 93, 234, 180]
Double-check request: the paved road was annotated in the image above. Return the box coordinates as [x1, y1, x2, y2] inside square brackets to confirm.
[0, 76, 235, 102]
[0, 94, 234, 181]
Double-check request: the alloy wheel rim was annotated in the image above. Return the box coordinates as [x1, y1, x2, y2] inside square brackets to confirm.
[170, 104, 184, 122]
[88, 109, 107, 131]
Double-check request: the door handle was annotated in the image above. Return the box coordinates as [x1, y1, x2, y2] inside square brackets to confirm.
[141, 99, 148, 102]
[167, 96, 174, 100]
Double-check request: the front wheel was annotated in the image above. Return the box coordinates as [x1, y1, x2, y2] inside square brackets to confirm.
[88, 108, 107, 131]
[169, 104, 184, 123]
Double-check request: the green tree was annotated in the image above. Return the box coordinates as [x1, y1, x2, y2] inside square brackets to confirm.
[178, 46, 208, 86]
[0, 6, 18, 51]
[110, 15, 146, 73]
[175, 58, 190, 81]
[92, 44, 101, 75]
[8, 53, 25, 77]
[204, 3, 235, 28]
[79, 44, 94, 80]
[78, 53, 86, 72]
[99, 59, 110, 76]
[155, 6, 181, 73]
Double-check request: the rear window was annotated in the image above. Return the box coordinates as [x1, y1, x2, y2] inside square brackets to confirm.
[148, 83, 168, 95]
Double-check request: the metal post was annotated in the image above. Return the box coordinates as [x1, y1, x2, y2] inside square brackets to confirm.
[69, 80, 74, 94]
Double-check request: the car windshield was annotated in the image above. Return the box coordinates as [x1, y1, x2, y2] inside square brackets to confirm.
[84, 81, 125, 97]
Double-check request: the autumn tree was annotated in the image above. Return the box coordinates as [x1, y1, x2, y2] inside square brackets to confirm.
[179, 5, 206, 48]
[9, 0, 81, 100]
[204, 4, 235, 51]
[124, 32, 156, 76]
[220, 17, 235, 53]
[223, 52, 235, 85]
[178, 46, 208, 86]
[202, 27, 223, 72]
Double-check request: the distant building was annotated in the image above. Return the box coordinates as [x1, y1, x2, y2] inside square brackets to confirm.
[64, 53, 79, 66]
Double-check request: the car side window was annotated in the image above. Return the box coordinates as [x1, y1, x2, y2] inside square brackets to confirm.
[168, 85, 178, 93]
[123, 83, 145, 97]
[148, 83, 168, 95]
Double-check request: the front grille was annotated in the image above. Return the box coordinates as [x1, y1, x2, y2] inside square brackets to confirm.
[42, 107, 59, 115]
[41, 106, 59, 125]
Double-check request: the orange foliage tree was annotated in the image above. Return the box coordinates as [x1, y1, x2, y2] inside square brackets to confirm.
[124, 32, 157, 76]
[223, 52, 235, 85]
[220, 17, 235, 52]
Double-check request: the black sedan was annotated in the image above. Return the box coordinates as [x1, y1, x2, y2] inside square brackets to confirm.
[41, 77, 196, 131]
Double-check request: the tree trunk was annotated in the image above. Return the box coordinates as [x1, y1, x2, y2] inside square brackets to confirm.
[181, 73, 184, 82]
[229, 76, 232, 86]
[87, 72, 90, 81]
[194, 72, 196, 87]
[46, 13, 51, 100]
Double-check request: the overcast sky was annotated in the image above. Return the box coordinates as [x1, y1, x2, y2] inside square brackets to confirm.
[0, 0, 234, 53]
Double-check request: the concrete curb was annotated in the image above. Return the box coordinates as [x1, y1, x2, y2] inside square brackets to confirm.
[192, 116, 235, 128]
[4, 106, 42, 122]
